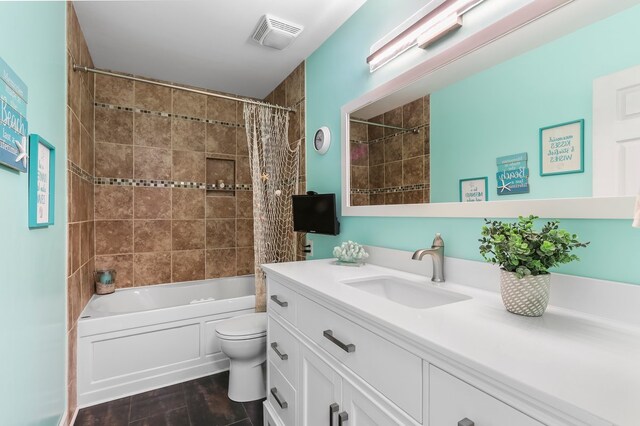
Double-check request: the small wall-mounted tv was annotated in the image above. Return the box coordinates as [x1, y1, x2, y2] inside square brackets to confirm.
[292, 193, 340, 235]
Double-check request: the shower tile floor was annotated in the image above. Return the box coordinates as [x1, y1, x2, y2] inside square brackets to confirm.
[74, 371, 264, 426]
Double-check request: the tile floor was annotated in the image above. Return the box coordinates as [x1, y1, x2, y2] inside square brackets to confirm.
[74, 371, 264, 426]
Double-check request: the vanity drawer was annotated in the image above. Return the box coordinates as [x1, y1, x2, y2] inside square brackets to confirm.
[268, 315, 298, 387]
[268, 361, 296, 426]
[267, 278, 297, 326]
[429, 365, 543, 426]
[297, 295, 422, 422]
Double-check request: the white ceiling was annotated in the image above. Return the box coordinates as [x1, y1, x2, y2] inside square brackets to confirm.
[73, 0, 366, 99]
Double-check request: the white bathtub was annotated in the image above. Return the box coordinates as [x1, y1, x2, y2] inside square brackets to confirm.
[77, 276, 256, 407]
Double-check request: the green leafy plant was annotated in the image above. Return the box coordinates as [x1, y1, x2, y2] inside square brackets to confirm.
[479, 215, 589, 278]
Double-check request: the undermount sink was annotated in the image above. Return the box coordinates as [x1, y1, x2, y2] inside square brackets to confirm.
[341, 276, 471, 309]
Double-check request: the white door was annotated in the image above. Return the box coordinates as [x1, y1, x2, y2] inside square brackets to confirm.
[593, 64, 640, 196]
[299, 346, 342, 426]
[341, 381, 407, 426]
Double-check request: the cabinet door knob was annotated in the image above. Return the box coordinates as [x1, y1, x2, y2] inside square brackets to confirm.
[323, 329, 356, 353]
[458, 418, 474, 426]
[270, 387, 288, 409]
[270, 342, 288, 360]
[270, 295, 288, 307]
[329, 403, 339, 426]
[338, 411, 349, 426]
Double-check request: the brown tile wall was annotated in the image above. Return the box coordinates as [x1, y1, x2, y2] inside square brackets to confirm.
[66, 3, 94, 422]
[93, 74, 258, 287]
[350, 95, 430, 206]
[263, 62, 306, 261]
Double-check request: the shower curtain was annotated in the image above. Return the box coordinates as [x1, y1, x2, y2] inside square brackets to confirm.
[244, 104, 300, 311]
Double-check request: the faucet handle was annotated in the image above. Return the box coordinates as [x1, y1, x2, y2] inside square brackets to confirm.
[432, 233, 444, 248]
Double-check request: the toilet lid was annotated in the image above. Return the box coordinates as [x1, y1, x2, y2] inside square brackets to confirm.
[216, 313, 267, 338]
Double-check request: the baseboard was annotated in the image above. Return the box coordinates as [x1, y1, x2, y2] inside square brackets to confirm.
[57, 407, 79, 426]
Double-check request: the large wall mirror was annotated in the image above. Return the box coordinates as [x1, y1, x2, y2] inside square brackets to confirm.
[342, 0, 639, 219]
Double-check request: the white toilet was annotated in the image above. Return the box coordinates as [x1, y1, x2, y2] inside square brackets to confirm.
[216, 312, 267, 402]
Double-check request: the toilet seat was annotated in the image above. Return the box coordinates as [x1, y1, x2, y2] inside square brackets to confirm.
[216, 312, 267, 341]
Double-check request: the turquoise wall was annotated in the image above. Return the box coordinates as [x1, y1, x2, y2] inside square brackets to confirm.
[306, 1, 640, 285]
[0, 2, 67, 425]
[431, 5, 640, 202]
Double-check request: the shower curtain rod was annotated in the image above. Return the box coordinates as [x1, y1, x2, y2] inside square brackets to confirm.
[73, 64, 296, 113]
[349, 118, 419, 134]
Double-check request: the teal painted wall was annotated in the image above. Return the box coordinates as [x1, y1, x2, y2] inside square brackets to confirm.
[0, 2, 67, 425]
[306, 1, 640, 285]
[431, 5, 640, 202]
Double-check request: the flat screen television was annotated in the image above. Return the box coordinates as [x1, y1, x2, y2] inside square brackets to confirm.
[292, 193, 340, 235]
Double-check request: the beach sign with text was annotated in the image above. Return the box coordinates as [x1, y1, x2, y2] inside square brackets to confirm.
[0, 57, 28, 172]
[496, 152, 529, 195]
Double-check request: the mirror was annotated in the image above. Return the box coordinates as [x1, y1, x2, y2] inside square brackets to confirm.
[343, 0, 639, 218]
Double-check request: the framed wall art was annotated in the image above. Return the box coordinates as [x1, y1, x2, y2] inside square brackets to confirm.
[539, 119, 584, 176]
[459, 177, 488, 202]
[28, 134, 55, 228]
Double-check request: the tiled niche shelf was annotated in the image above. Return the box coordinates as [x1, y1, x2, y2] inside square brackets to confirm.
[206, 157, 236, 197]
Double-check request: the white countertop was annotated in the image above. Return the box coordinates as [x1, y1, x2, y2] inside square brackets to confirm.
[262, 259, 640, 426]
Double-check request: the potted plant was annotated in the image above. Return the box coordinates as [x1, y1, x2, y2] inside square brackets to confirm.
[479, 215, 588, 317]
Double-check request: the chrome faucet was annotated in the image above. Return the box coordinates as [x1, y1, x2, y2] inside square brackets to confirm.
[412, 233, 445, 283]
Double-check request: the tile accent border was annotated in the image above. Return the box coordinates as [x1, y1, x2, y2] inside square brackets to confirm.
[94, 176, 253, 191]
[351, 183, 429, 195]
[68, 160, 94, 184]
[95, 102, 245, 129]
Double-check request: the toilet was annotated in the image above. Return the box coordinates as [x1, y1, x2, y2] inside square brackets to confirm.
[216, 312, 267, 402]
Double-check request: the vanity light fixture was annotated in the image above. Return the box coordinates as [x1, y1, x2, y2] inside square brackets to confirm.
[367, 0, 486, 72]
[417, 12, 462, 49]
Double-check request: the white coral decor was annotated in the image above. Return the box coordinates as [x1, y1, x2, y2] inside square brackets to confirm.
[333, 241, 369, 263]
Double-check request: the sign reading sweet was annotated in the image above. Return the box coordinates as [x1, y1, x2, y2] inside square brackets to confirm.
[0, 57, 28, 173]
[496, 152, 529, 195]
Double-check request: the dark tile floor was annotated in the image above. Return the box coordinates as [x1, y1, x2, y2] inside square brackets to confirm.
[75, 371, 264, 426]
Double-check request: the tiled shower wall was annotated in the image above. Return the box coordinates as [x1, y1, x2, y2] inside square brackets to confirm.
[263, 62, 307, 261]
[92, 76, 256, 286]
[66, 3, 95, 420]
[92, 62, 306, 285]
[350, 95, 430, 205]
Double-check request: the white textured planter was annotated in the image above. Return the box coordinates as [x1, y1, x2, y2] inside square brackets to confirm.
[499, 270, 551, 317]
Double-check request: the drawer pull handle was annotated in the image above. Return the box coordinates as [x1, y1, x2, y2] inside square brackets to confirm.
[458, 419, 474, 426]
[270, 342, 288, 360]
[270, 387, 288, 409]
[329, 403, 339, 426]
[323, 330, 356, 353]
[338, 411, 349, 425]
[271, 295, 288, 307]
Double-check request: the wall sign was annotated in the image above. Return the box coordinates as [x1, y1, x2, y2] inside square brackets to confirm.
[459, 177, 488, 202]
[0, 57, 28, 173]
[539, 119, 584, 176]
[28, 134, 55, 228]
[496, 152, 529, 195]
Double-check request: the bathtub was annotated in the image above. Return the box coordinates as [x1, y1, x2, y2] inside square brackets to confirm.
[77, 276, 256, 407]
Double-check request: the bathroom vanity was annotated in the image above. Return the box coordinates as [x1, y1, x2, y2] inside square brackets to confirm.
[261, 248, 640, 426]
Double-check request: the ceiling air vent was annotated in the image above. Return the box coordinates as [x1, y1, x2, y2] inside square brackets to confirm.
[252, 14, 304, 50]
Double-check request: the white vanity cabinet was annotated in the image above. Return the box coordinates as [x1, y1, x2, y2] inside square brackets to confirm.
[266, 277, 421, 426]
[298, 344, 404, 426]
[264, 275, 562, 426]
[428, 364, 543, 426]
